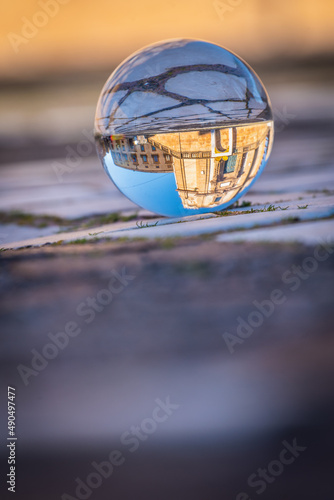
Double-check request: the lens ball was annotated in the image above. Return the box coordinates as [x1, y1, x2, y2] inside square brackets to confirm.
[95, 39, 274, 217]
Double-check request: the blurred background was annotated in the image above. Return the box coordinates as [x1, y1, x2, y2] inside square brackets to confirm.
[1, 2, 334, 499]
[2, 0, 334, 78]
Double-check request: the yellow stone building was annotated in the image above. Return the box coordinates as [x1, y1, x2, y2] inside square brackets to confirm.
[103, 121, 273, 209]
[151, 122, 273, 208]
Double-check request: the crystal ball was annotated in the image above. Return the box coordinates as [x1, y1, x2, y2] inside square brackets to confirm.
[95, 39, 274, 217]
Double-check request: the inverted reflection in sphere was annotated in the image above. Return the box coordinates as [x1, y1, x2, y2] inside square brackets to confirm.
[95, 39, 274, 217]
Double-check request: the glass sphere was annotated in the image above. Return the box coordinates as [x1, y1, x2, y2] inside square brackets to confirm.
[95, 39, 274, 217]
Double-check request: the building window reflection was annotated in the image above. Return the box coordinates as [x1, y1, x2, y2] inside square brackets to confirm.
[224, 155, 237, 173]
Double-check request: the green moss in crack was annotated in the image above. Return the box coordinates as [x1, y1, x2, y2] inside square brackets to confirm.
[0, 210, 140, 231]
[0, 211, 64, 228]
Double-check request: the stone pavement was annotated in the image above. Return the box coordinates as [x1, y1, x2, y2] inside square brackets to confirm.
[1, 65, 334, 500]
[1, 120, 334, 500]
[2, 221, 334, 500]
[1, 124, 333, 250]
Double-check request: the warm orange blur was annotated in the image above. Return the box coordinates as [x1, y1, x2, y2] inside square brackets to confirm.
[1, 0, 334, 80]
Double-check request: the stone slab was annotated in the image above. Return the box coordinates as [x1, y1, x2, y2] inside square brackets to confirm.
[3, 204, 334, 250]
[216, 219, 334, 245]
